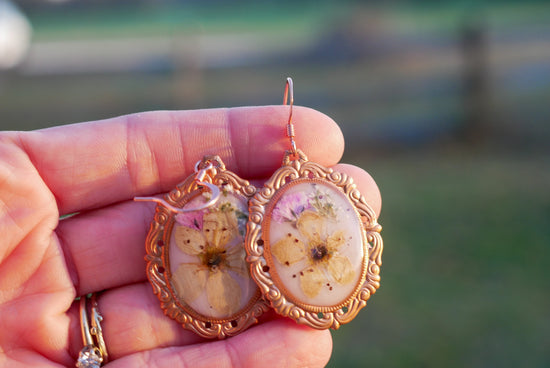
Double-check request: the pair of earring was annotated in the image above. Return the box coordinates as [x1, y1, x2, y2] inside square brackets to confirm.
[134, 78, 383, 339]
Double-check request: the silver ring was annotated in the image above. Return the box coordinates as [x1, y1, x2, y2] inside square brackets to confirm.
[76, 294, 108, 367]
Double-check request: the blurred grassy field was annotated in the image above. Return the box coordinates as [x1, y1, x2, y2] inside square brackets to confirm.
[330, 148, 550, 367]
[2, 1, 550, 367]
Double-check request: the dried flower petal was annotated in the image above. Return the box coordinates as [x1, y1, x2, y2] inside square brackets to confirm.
[206, 269, 242, 315]
[271, 233, 306, 266]
[327, 255, 355, 285]
[173, 263, 208, 302]
[203, 212, 238, 248]
[272, 192, 311, 223]
[225, 244, 248, 278]
[175, 210, 204, 229]
[175, 226, 206, 255]
[296, 211, 325, 242]
[299, 266, 325, 298]
[326, 230, 346, 252]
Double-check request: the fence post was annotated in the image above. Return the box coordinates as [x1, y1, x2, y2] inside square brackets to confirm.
[459, 15, 490, 145]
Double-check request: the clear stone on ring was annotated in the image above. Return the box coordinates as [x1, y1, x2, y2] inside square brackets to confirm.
[76, 345, 103, 368]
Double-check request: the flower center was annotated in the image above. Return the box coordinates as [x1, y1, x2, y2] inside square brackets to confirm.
[311, 244, 329, 261]
[202, 248, 226, 270]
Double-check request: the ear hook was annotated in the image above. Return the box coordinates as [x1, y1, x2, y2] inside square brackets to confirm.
[134, 161, 220, 213]
[283, 77, 297, 154]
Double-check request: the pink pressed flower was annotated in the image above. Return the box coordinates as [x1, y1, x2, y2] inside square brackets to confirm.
[176, 210, 204, 229]
[272, 192, 311, 223]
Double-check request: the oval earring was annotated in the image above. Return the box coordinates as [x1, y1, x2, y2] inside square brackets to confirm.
[246, 78, 383, 329]
[135, 156, 269, 338]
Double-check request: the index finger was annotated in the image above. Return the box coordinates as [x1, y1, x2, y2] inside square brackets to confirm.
[18, 106, 344, 215]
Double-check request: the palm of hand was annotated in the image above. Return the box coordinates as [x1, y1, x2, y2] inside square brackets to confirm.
[0, 136, 70, 366]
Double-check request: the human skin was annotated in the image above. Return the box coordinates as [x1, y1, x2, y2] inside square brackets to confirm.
[0, 106, 381, 368]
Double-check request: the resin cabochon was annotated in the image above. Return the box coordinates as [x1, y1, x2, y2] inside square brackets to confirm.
[264, 180, 366, 308]
[166, 190, 259, 320]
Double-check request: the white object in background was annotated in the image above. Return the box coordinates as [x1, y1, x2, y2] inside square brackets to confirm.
[0, 0, 32, 69]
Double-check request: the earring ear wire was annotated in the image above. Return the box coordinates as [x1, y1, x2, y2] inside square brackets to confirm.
[134, 161, 220, 213]
[283, 77, 297, 155]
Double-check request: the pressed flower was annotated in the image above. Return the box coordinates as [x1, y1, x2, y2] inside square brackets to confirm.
[271, 210, 355, 298]
[218, 200, 248, 236]
[309, 185, 337, 219]
[175, 209, 205, 229]
[172, 210, 247, 315]
[272, 192, 312, 223]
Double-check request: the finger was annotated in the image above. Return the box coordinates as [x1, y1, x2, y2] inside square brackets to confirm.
[58, 164, 382, 295]
[83, 285, 332, 367]
[332, 163, 382, 216]
[18, 106, 344, 215]
[69, 283, 332, 366]
[69, 283, 204, 360]
[106, 320, 332, 368]
[56, 200, 151, 293]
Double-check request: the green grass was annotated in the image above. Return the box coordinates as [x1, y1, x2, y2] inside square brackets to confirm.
[328, 150, 550, 367]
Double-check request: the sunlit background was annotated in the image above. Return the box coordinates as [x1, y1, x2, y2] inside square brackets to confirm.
[2, 0, 549, 367]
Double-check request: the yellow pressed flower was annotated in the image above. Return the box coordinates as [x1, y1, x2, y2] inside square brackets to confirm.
[172, 210, 247, 315]
[272, 210, 355, 298]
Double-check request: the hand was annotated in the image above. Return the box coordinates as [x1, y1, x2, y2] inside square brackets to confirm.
[0, 106, 381, 367]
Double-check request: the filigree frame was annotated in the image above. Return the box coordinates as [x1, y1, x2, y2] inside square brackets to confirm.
[145, 156, 269, 339]
[246, 151, 383, 330]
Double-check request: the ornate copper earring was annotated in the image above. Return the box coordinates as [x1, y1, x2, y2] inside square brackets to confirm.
[135, 156, 268, 338]
[246, 78, 383, 329]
